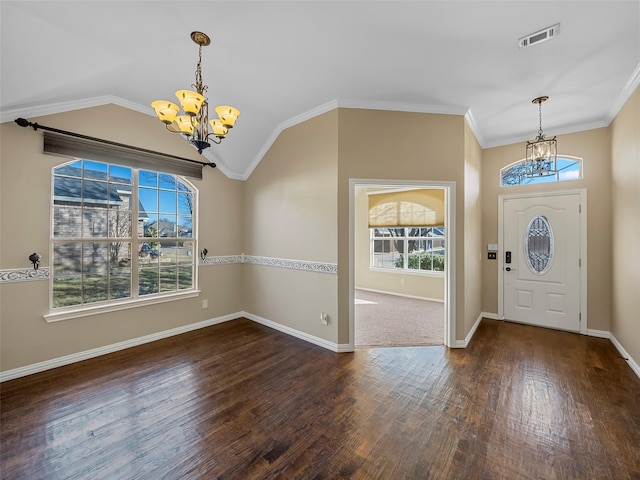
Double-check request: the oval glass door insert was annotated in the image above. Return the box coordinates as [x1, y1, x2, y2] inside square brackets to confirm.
[525, 215, 553, 274]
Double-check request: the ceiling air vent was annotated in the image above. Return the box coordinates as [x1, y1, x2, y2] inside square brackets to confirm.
[519, 24, 560, 49]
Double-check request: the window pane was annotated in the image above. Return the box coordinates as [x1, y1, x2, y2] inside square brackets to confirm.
[83, 179, 108, 205]
[54, 176, 82, 204]
[139, 170, 158, 188]
[53, 206, 81, 238]
[178, 265, 193, 290]
[159, 190, 177, 214]
[83, 206, 108, 238]
[162, 246, 177, 266]
[177, 216, 192, 238]
[177, 242, 194, 265]
[159, 173, 176, 190]
[177, 192, 193, 215]
[83, 161, 108, 181]
[52, 242, 82, 308]
[160, 267, 177, 292]
[82, 243, 109, 304]
[109, 242, 132, 300]
[139, 263, 159, 296]
[109, 209, 131, 238]
[158, 217, 177, 237]
[109, 165, 132, 184]
[139, 187, 158, 213]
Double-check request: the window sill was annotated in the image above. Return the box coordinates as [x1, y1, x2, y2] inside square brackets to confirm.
[43, 290, 201, 323]
[369, 267, 445, 277]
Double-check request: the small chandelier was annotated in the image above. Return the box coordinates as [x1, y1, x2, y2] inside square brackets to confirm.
[525, 96, 557, 177]
[151, 31, 240, 154]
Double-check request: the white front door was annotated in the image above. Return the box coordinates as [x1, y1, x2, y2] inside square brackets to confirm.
[502, 193, 582, 332]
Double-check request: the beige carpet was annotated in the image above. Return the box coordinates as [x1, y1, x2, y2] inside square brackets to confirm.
[355, 289, 444, 347]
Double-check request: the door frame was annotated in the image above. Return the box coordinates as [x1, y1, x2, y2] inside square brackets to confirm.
[498, 189, 588, 334]
[349, 179, 457, 349]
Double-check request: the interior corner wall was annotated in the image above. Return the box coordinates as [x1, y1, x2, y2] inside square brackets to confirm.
[337, 108, 469, 344]
[242, 110, 339, 344]
[480, 127, 612, 331]
[0, 105, 245, 372]
[354, 186, 445, 301]
[610, 86, 640, 364]
[464, 119, 483, 332]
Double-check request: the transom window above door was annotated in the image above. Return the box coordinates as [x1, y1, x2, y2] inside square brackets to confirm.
[501, 156, 582, 187]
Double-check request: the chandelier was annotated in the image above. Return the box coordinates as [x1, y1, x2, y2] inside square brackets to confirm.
[525, 96, 557, 177]
[151, 31, 240, 154]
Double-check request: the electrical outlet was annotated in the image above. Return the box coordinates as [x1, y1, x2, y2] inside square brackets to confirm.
[202, 299, 209, 309]
[488, 252, 497, 260]
[320, 313, 328, 325]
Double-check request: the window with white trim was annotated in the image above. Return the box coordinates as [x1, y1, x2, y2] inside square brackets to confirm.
[371, 227, 445, 273]
[51, 160, 197, 310]
[500, 156, 582, 187]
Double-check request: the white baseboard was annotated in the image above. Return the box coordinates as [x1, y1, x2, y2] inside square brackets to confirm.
[586, 328, 610, 338]
[242, 311, 345, 352]
[452, 312, 487, 348]
[0, 313, 240, 382]
[608, 333, 640, 380]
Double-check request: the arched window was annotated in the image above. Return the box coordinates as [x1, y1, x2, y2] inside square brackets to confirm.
[50, 159, 198, 314]
[500, 156, 582, 187]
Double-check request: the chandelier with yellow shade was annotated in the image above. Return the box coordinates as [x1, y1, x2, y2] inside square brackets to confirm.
[152, 31, 240, 154]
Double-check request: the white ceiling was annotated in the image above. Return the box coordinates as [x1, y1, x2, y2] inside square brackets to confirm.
[1, 1, 638, 180]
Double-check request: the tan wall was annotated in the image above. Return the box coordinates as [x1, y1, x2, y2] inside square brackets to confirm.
[354, 186, 445, 300]
[481, 127, 612, 331]
[337, 109, 472, 343]
[0, 105, 244, 371]
[610, 87, 640, 364]
[242, 110, 339, 342]
[463, 119, 483, 332]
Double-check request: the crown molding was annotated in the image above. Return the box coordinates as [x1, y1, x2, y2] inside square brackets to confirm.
[0, 95, 150, 124]
[606, 61, 640, 124]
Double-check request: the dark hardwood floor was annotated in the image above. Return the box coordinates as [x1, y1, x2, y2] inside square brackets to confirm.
[1, 318, 639, 479]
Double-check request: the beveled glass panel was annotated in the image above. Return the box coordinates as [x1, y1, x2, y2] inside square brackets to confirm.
[525, 215, 553, 274]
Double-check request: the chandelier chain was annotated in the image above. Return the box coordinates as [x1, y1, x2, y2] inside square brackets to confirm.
[538, 100, 544, 138]
[193, 44, 208, 95]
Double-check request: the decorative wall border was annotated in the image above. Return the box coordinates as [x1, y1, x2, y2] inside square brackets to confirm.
[1, 255, 337, 284]
[243, 255, 337, 274]
[199, 255, 244, 266]
[0, 267, 50, 283]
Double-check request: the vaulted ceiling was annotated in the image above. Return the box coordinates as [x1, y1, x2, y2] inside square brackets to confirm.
[1, 1, 638, 179]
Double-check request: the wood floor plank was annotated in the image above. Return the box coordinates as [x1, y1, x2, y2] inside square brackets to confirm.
[1, 318, 639, 479]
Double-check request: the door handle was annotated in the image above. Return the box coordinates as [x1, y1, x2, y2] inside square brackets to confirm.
[505, 267, 515, 272]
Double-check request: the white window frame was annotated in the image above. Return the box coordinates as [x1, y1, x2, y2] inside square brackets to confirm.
[45, 160, 200, 323]
[369, 227, 445, 276]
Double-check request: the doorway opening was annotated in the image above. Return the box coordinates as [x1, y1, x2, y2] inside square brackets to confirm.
[348, 179, 456, 349]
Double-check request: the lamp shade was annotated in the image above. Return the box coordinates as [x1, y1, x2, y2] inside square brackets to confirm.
[151, 101, 179, 124]
[176, 90, 205, 116]
[215, 106, 240, 128]
[170, 115, 196, 135]
[209, 119, 228, 138]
